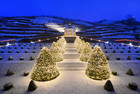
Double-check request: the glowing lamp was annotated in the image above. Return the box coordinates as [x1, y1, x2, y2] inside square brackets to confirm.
[6, 43, 11, 46]
[129, 43, 133, 46]
[38, 40, 41, 42]
[105, 41, 109, 43]
[31, 41, 35, 43]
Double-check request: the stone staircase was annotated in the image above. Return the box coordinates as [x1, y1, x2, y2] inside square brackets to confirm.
[57, 43, 87, 71]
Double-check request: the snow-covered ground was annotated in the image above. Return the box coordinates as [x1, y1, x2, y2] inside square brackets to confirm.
[0, 43, 140, 94]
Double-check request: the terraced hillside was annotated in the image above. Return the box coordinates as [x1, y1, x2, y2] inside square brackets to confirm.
[0, 17, 62, 42]
[0, 16, 140, 43]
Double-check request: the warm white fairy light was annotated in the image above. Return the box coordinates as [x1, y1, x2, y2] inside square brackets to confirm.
[50, 41, 64, 62]
[85, 45, 110, 80]
[78, 40, 86, 54]
[80, 42, 92, 62]
[31, 47, 60, 81]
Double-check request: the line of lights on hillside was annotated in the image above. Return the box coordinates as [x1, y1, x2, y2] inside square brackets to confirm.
[30, 39, 140, 48]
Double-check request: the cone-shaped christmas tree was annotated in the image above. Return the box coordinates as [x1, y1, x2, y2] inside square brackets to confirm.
[78, 40, 86, 54]
[80, 42, 92, 62]
[56, 37, 66, 54]
[74, 36, 82, 50]
[74, 36, 80, 48]
[31, 47, 59, 81]
[85, 45, 110, 80]
[50, 42, 63, 62]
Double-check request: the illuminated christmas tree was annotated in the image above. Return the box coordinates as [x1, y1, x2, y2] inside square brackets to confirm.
[74, 36, 81, 49]
[50, 42, 63, 62]
[80, 42, 92, 62]
[61, 37, 66, 46]
[85, 45, 110, 80]
[31, 47, 59, 81]
[56, 37, 66, 54]
[74, 37, 78, 47]
[74, 36, 80, 47]
[78, 40, 86, 54]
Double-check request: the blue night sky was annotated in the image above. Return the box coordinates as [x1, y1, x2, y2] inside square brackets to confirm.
[0, 0, 140, 22]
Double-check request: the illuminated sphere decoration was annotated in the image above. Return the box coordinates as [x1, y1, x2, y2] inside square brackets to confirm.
[85, 45, 110, 80]
[31, 47, 59, 81]
[79, 42, 92, 62]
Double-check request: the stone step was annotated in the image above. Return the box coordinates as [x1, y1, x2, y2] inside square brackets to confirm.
[57, 63, 86, 67]
[66, 44, 75, 47]
[66, 46, 75, 48]
[58, 59, 85, 63]
[59, 68, 85, 71]
[60, 43, 85, 71]
[64, 52, 78, 54]
[65, 48, 77, 52]
[63, 54, 80, 59]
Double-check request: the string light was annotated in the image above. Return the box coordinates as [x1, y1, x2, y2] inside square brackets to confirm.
[85, 45, 110, 80]
[31, 47, 59, 81]
[50, 38, 66, 62]
[79, 42, 92, 62]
